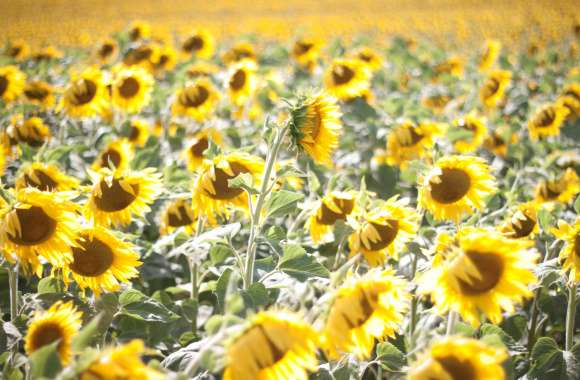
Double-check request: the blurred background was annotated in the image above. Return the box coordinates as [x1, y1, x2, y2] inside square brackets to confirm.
[1, 0, 579, 46]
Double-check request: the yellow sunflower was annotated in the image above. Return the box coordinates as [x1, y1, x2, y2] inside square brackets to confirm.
[60, 67, 109, 118]
[323, 269, 408, 360]
[95, 38, 118, 63]
[480, 70, 511, 108]
[8, 115, 51, 148]
[291, 38, 322, 71]
[23, 80, 55, 109]
[418, 227, 538, 326]
[85, 168, 163, 228]
[111, 66, 154, 114]
[483, 125, 518, 157]
[125, 119, 150, 147]
[350, 46, 383, 72]
[15, 163, 79, 192]
[558, 83, 580, 120]
[33, 46, 63, 61]
[159, 198, 198, 235]
[422, 94, 451, 114]
[192, 152, 264, 224]
[172, 77, 220, 121]
[500, 202, 539, 240]
[535, 168, 580, 204]
[181, 30, 215, 60]
[478, 39, 502, 71]
[0, 189, 80, 275]
[324, 59, 371, 101]
[452, 112, 488, 154]
[433, 56, 464, 77]
[223, 311, 318, 380]
[92, 139, 134, 172]
[552, 219, 580, 283]
[385, 120, 445, 169]
[348, 196, 419, 265]
[289, 92, 342, 167]
[226, 59, 258, 107]
[25, 301, 82, 365]
[527, 103, 569, 141]
[62, 225, 141, 296]
[186, 62, 220, 78]
[151, 44, 176, 73]
[128, 21, 151, 42]
[80, 340, 164, 380]
[222, 41, 257, 65]
[123, 44, 156, 72]
[0, 65, 26, 103]
[308, 191, 357, 244]
[409, 337, 507, 380]
[182, 128, 223, 171]
[4, 40, 30, 61]
[418, 155, 496, 222]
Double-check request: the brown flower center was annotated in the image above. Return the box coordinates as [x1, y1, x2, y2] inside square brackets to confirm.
[538, 180, 563, 200]
[129, 27, 141, 41]
[123, 46, 153, 66]
[332, 64, 355, 85]
[30, 323, 63, 352]
[129, 125, 141, 142]
[229, 69, 247, 91]
[430, 168, 471, 204]
[293, 42, 313, 56]
[564, 89, 580, 102]
[70, 235, 114, 277]
[98, 43, 114, 59]
[457, 250, 504, 295]
[366, 220, 399, 251]
[183, 36, 204, 52]
[316, 197, 354, 225]
[340, 287, 379, 328]
[8, 206, 57, 246]
[9, 46, 22, 57]
[510, 211, 536, 238]
[24, 170, 58, 191]
[250, 325, 287, 369]
[395, 126, 424, 147]
[190, 137, 209, 157]
[118, 77, 140, 99]
[24, 86, 49, 101]
[534, 108, 556, 128]
[481, 77, 500, 98]
[167, 204, 193, 227]
[71, 79, 97, 106]
[94, 179, 139, 212]
[0, 75, 8, 96]
[180, 85, 209, 108]
[575, 234, 580, 258]
[99, 149, 122, 169]
[436, 355, 476, 380]
[204, 162, 250, 200]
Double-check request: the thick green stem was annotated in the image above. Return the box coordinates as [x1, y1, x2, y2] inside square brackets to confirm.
[446, 311, 457, 336]
[190, 217, 204, 334]
[527, 287, 541, 352]
[566, 282, 577, 351]
[8, 264, 18, 322]
[243, 126, 288, 289]
[408, 251, 419, 349]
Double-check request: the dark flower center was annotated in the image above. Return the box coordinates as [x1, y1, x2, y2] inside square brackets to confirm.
[534, 108, 556, 128]
[8, 206, 57, 245]
[98, 43, 114, 58]
[229, 69, 247, 91]
[118, 77, 140, 98]
[340, 287, 379, 328]
[436, 355, 476, 380]
[180, 85, 210, 108]
[0, 75, 9, 96]
[99, 149, 122, 169]
[24, 86, 49, 101]
[366, 220, 399, 251]
[94, 179, 139, 212]
[71, 79, 97, 106]
[123, 46, 153, 66]
[183, 36, 204, 52]
[481, 77, 500, 98]
[190, 137, 209, 157]
[294, 42, 313, 56]
[167, 204, 193, 227]
[430, 168, 471, 204]
[396, 126, 424, 147]
[24, 170, 58, 191]
[510, 212, 536, 238]
[30, 323, 63, 352]
[70, 235, 114, 277]
[204, 162, 249, 200]
[316, 197, 354, 225]
[457, 251, 504, 295]
[332, 64, 355, 85]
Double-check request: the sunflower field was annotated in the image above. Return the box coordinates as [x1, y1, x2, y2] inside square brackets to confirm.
[1, 5, 580, 379]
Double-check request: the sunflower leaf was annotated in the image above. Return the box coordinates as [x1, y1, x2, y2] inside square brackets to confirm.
[376, 342, 406, 371]
[279, 244, 329, 281]
[29, 340, 61, 379]
[265, 190, 304, 218]
[71, 313, 103, 353]
[528, 337, 569, 380]
[228, 172, 258, 194]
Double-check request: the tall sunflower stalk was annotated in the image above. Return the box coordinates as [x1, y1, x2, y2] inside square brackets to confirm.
[565, 282, 577, 351]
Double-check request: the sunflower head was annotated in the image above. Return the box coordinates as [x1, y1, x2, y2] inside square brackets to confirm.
[172, 77, 220, 121]
[527, 103, 569, 141]
[226, 59, 257, 107]
[483, 125, 518, 157]
[419, 227, 538, 326]
[500, 202, 539, 239]
[433, 56, 464, 77]
[182, 128, 223, 171]
[409, 337, 507, 380]
[95, 38, 118, 63]
[558, 83, 580, 119]
[128, 21, 151, 42]
[324, 58, 371, 101]
[181, 30, 215, 60]
[552, 219, 580, 283]
[478, 39, 502, 71]
[535, 168, 580, 204]
[222, 41, 257, 65]
[60, 67, 109, 119]
[289, 92, 342, 167]
[123, 43, 157, 71]
[15, 163, 79, 192]
[33, 46, 63, 61]
[323, 269, 409, 360]
[4, 40, 30, 61]
[151, 43, 177, 73]
[308, 191, 357, 243]
[350, 46, 383, 72]
[452, 113, 488, 154]
[480, 70, 511, 108]
[418, 156, 496, 222]
[23, 80, 55, 109]
[92, 139, 135, 172]
[385, 120, 445, 168]
[422, 93, 451, 114]
[126, 119, 151, 147]
[160, 198, 198, 235]
[0, 65, 26, 103]
[111, 66, 154, 113]
[223, 311, 318, 380]
[8, 115, 51, 148]
[186, 62, 220, 79]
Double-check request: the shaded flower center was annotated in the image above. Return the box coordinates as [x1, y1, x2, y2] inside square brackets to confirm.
[24, 86, 49, 101]
[457, 251, 504, 295]
[99, 149, 122, 169]
[395, 126, 424, 147]
[340, 287, 378, 328]
[124, 46, 153, 66]
[294, 42, 313, 56]
[24, 170, 58, 191]
[229, 69, 247, 91]
[168, 204, 193, 227]
[129, 27, 142, 41]
[9, 46, 22, 57]
[0, 75, 8, 96]
[481, 77, 500, 98]
[316, 197, 354, 225]
[70, 236, 114, 277]
[366, 220, 399, 250]
[250, 325, 287, 370]
[118, 77, 140, 99]
[129, 125, 141, 142]
[71, 79, 97, 106]
[564, 89, 580, 102]
[190, 137, 209, 157]
[8, 206, 57, 246]
[538, 180, 563, 200]
[509, 211, 536, 238]
[98, 43, 114, 59]
[183, 36, 204, 52]
[534, 108, 556, 128]
[94, 179, 139, 212]
[430, 168, 471, 204]
[204, 162, 250, 200]
[180, 85, 209, 108]
[436, 355, 476, 380]
[30, 323, 63, 352]
[332, 64, 355, 85]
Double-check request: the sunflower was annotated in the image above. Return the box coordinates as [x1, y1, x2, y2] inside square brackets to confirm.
[385, 120, 445, 168]
[15, 163, 79, 192]
[23, 80, 55, 109]
[223, 311, 318, 380]
[123, 44, 156, 71]
[559, 83, 580, 119]
[323, 269, 408, 360]
[95, 38, 118, 63]
[324, 59, 371, 101]
[226, 59, 257, 107]
[0, 65, 26, 103]
[289, 92, 342, 167]
[151, 44, 176, 73]
[25, 301, 82, 365]
[433, 56, 464, 77]
[181, 30, 215, 60]
[111, 66, 154, 113]
[483, 125, 518, 157]
[8, 115, 51, 148]
[452, 113, 488, 154]
[348, 196, 419, 265]
[62, 225, 141, 296]
[4, 40, 30, 61]
[33, 46, 63, 61]
[60, 67, 109, 118]
[480, 70, 511, 108]
[418, 227, 538, 326]
[500, 202, 539, 239]
[552, 219, 580, 283]
[422, 94, 451, 114]
[80, 340, 164, 380]
[534, 168, 580, 204]
[308, 191, 357, 244]
[291, 38, 322, 71]
[527, 103, 569, 141]
[350, 46, 383, 72]
[409, 337, 507, 380]
[0, 189, 80, 275]
[125, 119, 150, 147]
[159, 198, 198, 235]
[186, 62, 220, 78]
[478, 39, 501, 71]
[418, 155, 496, 222]
[172, 77, 220, 121]
[182, 128, 223, 171]
[85, 168, 163, 227]
[222, 41, 257, 65]
[192, 152, 264, 224]
[128, 21, 151, 42]
[92, 139, 134, 172]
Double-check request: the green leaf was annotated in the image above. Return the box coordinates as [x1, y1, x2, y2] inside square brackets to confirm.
[180, 298, 198, 323]
[120, 299, 179, 323]
[480, 323, 515, 347]
[72, 314, 102, 353]
[37, 277, 63, 294]
[279, 244, 329, 281]
[119, 288, 147, 306]
[528, 337, 569, 380]
[265, 190, 304, 218]
[228, 172, 258, 194]
[537, 208, 555, 232]
[574, 195, 580, 214]
[209, 244, 234, 265]
[246, 283, 269, 308]
[29, 341, 62, 379]
[215, 268, 233, 314]
[447, 127, 474, 143]
[375, 342, 406, 371]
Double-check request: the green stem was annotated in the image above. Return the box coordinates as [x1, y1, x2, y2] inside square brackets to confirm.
[446, 311, 457, 336]
[8, 264, 18, 322]
[243, 126, 288, 289]
[190, 217, 205, 334]
[527, 287, 541, 352]
[408, 251, 419, 348]
[565, 282, 577, 351]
